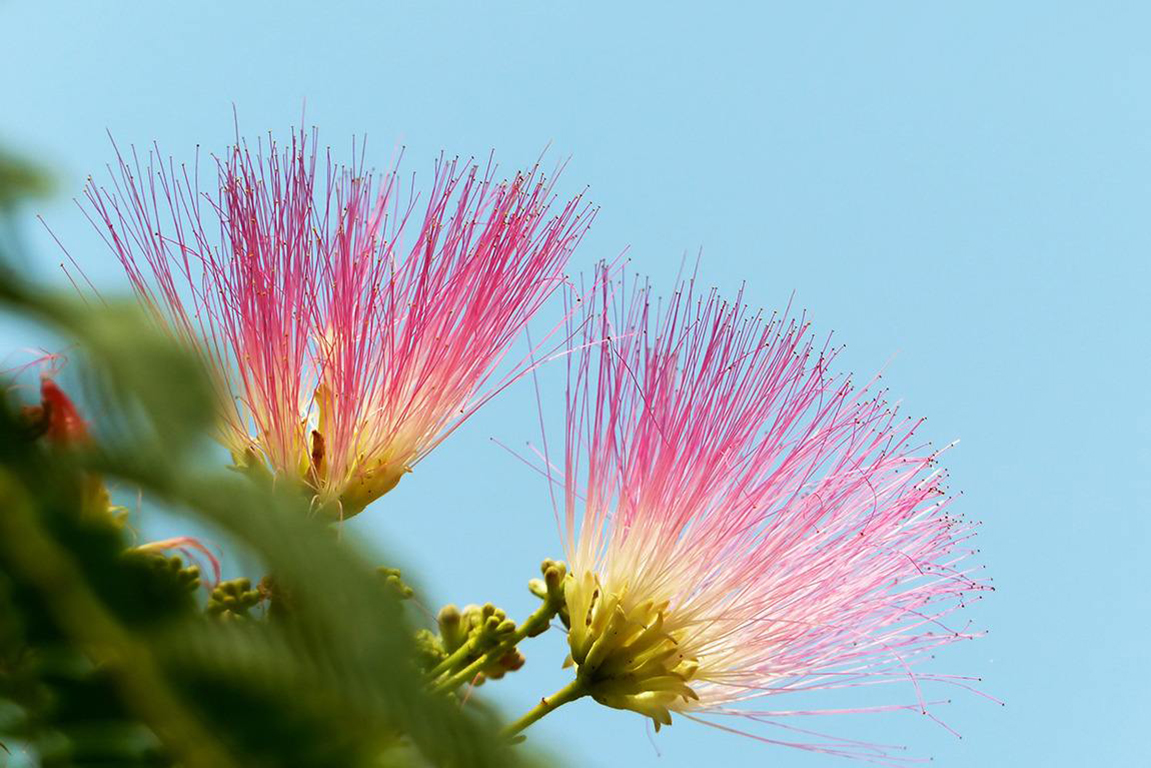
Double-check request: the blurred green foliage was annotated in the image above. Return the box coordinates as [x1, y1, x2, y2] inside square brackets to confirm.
[0, 149, 51, 209]
[0, 151, 548, 768]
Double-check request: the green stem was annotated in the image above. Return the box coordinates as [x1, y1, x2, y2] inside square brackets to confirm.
[426, 636, 478, 680]
[431, 597, 558, 693]
[431, 649, 491, 693]
[501, 678, 587, 738]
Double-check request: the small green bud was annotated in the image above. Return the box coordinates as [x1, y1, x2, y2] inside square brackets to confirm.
[437, 604, 466, 651]
[377, 566, 415, 600]
[481, 614, 498, 632]
[544, 565, 563, 591]
[460, 604, 483, 633]
[414, 628, 447, 671]
[178, 565, 201, 591]
[439, 604, 461, 627]
[537, 558, 570, 604]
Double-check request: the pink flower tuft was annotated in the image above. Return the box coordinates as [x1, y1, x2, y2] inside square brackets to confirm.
[549, 267, 991, 762]
[82, 130, 592, 517]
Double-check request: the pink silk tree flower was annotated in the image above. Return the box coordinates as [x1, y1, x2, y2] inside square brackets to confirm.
[546, 270, 990, 761]
[80, 130, 592, 518]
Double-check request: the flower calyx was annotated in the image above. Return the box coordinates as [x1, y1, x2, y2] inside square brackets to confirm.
[335, 458, 410, 519]
[565, 570, 699, 730]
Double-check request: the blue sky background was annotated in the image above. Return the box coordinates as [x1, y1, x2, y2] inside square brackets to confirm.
[2, 2, 1149, 766]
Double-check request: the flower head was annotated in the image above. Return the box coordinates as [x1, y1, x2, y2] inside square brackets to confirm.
[551, 270, 989, 759]
[82, 130, 591, 517]
[34, 376, 90, 446]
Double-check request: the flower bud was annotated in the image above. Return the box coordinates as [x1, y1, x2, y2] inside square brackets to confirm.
[437, 604, 466, 651]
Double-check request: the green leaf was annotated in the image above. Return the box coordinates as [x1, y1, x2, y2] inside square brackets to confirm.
[0, 281, 215, 454]
[0, 267, 552, 768]
[0, 148, 52, 208]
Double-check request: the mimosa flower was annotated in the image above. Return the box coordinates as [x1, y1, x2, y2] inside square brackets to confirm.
[82, 130, 592, 518]
[539, 271, 990, 760]
[34, 376, 89, 446]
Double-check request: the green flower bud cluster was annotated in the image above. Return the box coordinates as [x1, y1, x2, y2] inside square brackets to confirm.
[527, 558, 569, 634]
[434, 602, 522, 687]
[426, 559, 571, 696]
[413, 628, 447, 671]
[376, 566, 414, 600]
[206, 578, 262, 619]
[441, 603, 516, 650]
[128, 552, 201, 593]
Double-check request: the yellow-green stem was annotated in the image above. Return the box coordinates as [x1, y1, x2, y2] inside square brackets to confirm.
[426, 636, 478, 680]
[501, 678, 587, 738]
